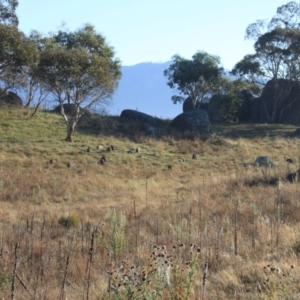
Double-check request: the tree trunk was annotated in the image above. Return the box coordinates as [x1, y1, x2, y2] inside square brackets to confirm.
[260, 98, 271, 122]
[271, 79, 280, 123]
[65, 121, 76, 142]
[29, 101, 42, 119]
[271, 109, 279, 123]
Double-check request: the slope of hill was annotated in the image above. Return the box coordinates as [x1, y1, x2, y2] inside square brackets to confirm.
[0, 106, 300, 299]
[108, 61, 183, 119]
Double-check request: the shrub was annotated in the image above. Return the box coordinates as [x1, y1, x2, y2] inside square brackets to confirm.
[219, 93, 242, 122]
[58, 214, 79, 229]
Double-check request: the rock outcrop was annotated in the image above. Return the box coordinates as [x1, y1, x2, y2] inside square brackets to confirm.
[259, 79, 300, 123]
[255, 156, 274, 167]
[120, 109, 166, 138]
[0, 88, 22, 106]
[171, 109, 211, 133]
[238, 90, 256, 122]
[120, 109, 158, 126]
[182, 97, 201, 112]
[207, 95, 223, 123]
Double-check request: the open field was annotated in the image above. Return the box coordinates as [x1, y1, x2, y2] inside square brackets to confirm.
[1, 106, 300, 299]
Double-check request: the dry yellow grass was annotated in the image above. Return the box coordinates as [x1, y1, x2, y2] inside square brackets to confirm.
[0, 106, 300, 299]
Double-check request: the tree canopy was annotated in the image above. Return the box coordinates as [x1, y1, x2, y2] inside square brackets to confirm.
[164, 51, 225, 109]
[0, 24, 37, 92]
[0, 0, 122, 140]
[232, 1, 300, 122]
[35, 24, 122, 141]
[0, 0, 18, 26]
[219, 93, 241, 123]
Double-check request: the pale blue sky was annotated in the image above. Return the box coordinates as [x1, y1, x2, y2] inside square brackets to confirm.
[17, 0, 288, 69]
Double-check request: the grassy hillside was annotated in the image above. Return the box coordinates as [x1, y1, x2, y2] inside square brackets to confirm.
[1, 106, 300, 299]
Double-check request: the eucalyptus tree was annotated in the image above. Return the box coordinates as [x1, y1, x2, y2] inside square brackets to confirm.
[0, 0, 38, 95]
[37, 24, 122, 141]
[15, 31, 50, 117]
[164, 51, 225, 108]
[0, 24, 37, 93]
[0, 0, 18, 26]
[232, 1, 300, 123]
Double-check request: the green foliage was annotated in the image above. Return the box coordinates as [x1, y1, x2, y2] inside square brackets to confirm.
[35, 24, 122, 141]
[219, 93, 242, 122]
[232, 2, 300, 123]
[99, 209, 126, 259]
[58, 214, 79, 229]
[0, 0, 19, 26]
[0, 24, 37, 88]
[164, 51, 225, 108]
[37, 24, 122, 100]
[0, 265, 10, 292]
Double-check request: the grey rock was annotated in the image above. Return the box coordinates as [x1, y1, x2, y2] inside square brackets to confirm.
[53, 104, 90, 116]
[255, 156, 274, 167]
[238, 90, 255, 121]
[294, 128, 300, 136]
[171, 109, 211, 133]
[0, 88, 22, 106]
[259, 79, 300, 123]
[182, 97, 201, 112]
[120, 109, 158, 126]
[144, 125, 158, 138]
[207, 95, 223, 123]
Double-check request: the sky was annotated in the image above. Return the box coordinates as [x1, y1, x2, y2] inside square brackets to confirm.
[17, 0, 289, 70]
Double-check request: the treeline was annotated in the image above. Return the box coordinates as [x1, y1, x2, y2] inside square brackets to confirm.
[164, 1, 300, 123]
[0, 0, 121, 141]
[1, 1, 300, 140]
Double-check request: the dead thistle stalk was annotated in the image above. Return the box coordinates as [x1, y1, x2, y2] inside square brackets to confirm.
[85, 223, 100, 300]
[11, 242, 19, 300]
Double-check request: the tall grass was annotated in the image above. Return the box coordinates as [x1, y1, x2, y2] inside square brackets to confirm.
[0, 107, 300, 298]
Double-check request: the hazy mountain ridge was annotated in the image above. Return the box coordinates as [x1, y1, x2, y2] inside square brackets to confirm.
[108, 61, 182, 119]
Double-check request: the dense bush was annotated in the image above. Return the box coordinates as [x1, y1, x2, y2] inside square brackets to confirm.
[219, 93, 241, 122]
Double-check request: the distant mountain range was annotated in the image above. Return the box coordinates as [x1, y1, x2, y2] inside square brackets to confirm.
[10, 62, 184, 119]
[107, 61, 183, 119]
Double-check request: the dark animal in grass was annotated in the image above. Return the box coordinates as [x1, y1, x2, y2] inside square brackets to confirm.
[67, 162, 75, 168]
[286, 158, 294, 164]
[87, 147, 91, 153]
[246, 177, 280, 187]
[107, 145, 115, 152]
[49, 159, 57, 165]
[192, 153, 198, 159]
[286, 169, 300, 183]
[255, 156, 274, 167]
[100, 156, 106, 165]
[167, 164, 173, 170]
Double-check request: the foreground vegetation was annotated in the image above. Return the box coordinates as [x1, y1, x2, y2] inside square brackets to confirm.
[1, 107, 300, 299]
